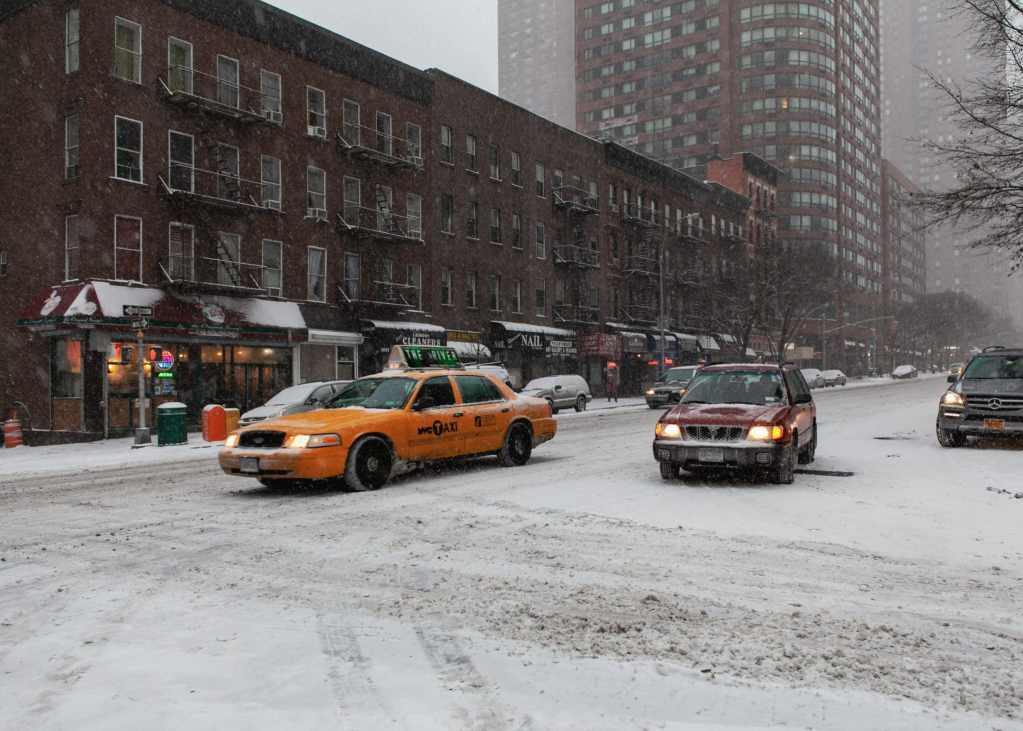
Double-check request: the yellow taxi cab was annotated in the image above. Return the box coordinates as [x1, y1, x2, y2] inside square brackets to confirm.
[219, 345, 557, 490]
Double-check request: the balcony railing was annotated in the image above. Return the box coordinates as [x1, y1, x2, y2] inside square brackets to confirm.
[338, 279, 421, 309]
[624, 253, 658, 275]
[622, 203, 660, 228]
[552, 186, 599, 215]
[619, 303, 658, 325]
[337, 206, 423, 243]
[160, 66, 282, 126]
[337, 124, 423, 170]
[553, 303, 600, 325]
[553, 244, 599, 269]
[159, 164, 280, 213]
[159, 255, 266, 294]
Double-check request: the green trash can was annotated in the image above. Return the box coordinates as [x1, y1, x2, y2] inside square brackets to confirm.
[157, 402, 188, 447]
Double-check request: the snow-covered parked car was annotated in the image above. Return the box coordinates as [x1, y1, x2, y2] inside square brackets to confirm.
[892, 365, 919, 379]
[800, 368, 826, 389]
[822, 369, 848, 387]
[520, 375, 592, 414]
[239, 381, 351, 426]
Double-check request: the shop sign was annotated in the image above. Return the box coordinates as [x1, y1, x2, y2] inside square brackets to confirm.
[547, 339, 577, 357]
[503, 333, 545, 351]
[447, 330, 481, 344]
[399, 332, 445, 347]
[202, 304, 227, 325]
[189, 327, 240, 339]
[579, 334, 621, 359]
[623, 334, 648, 353]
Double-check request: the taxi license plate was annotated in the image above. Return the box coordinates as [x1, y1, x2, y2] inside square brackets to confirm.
[698, 448, 724, 463]
[240, 457, 260, 474]
[984, 419, 1006, 431]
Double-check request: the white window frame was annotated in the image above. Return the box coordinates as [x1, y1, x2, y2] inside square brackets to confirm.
[64, 214, 80, 281]
[343, 176, 362, 222]
[536, 279, 547, 318]
[406, 263, 422, 310]
[466, 271, 478, 309]
[535, 221, 546, 259]
[512, 280, 523, 314]
[260, 155, 282, 209]
[260, 70, 282, 119]
[216, 54, 240, 108]
[376, 111, 393, 156]
[215, 143, 240, 201]
[65, 7, 80, 74]
[342, 99, 361, 146]
[113, 215, 143, 283]
[343, 252, 361, 301]
[489, 273, 501, 312]
[216, 232, 241, 287]
[406, 193, 423, 240]
[440, 268, 453, 306]
[167, 37, 193, 94]
[113, 17, 142, 83]
[406, 122, 422, 162]
[306, 166, 326, 215]
[261, 239, 283, 297]
[168, 222, 195, 282]
[306, 86, 327, 136]
[64, 113, 79, 180]
[307, 246, 327, 302]
[113, 115, 143, 183]
[167, 130, 194, 193]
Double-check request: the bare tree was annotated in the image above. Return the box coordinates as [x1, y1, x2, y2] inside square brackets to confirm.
[914, 0, 1023, 272]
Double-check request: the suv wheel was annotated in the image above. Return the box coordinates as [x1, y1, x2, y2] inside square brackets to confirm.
[771, 438, 796, 485]
[659, 462, 680, 480]
[574, 395, 587, 412]
[798, 422, 817, 465]
[936, 419, 967, 448]
[546, 398, 559, 415]
[344, 437, 393, 491]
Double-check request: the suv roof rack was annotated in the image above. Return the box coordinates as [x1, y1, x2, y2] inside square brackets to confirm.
[982, 345, 1006, 353]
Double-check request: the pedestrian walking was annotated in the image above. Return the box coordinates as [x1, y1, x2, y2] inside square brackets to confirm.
[605, 361, 619, 403]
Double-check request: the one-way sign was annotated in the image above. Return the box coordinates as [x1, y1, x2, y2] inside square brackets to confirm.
[123, 305, 154, 318]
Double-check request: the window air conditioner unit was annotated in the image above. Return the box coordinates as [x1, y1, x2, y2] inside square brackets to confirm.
[265, 110, 283, 124]
[264, 200, 282, 212]
[307, 207, 327, 221]
[308, 125, 327, 139]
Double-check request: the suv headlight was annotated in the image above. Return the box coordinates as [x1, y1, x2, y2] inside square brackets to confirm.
[656, 423, 682, 439]
[646, 389, 656, 396]
[748, 425, 785, 442]
[942, 391, 965, 407]
[286, 433, 342, 449]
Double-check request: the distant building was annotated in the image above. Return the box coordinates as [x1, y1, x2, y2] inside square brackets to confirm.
[880, 160, 927, 310]
[497, 0, 576, 128]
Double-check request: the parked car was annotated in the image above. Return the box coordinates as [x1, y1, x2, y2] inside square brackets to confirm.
[822, 369, 848, 387]
[464, 362, 513, 390]
[653, 363, 817, 484]
[800, 368, 826, 389]
[892, 364, 919, 379]
[937, 346, 1023, 447]
[519, 375, 592, 414]
[645, 365, 701, 409]
[239, 381, 351, 426]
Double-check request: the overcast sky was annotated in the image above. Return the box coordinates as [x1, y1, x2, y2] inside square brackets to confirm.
[267, 0, 499, 92]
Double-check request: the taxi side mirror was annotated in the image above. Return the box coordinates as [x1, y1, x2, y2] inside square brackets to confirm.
[793, 393, 813, 405]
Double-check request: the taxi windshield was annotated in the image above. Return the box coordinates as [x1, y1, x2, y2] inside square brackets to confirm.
[682, 371, 786, 406]
[330, 377, 417, 410]
[962, 355, 1023, 380]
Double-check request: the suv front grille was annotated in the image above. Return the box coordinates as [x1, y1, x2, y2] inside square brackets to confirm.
[965, 395, 1023, 413]
[685, 425, 746, 442]
[238, 431, 287, 449]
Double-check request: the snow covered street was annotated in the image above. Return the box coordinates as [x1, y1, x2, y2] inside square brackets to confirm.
[1, 377, 1021, 730]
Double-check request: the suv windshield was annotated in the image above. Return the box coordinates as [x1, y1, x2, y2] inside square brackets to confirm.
[330, 377, 417, 410]
[663, 367, 696, 383]
[682, 371, 786, 406]
[962, 354, 1023, 380]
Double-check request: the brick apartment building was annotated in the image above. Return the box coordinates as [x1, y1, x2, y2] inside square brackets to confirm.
[0, 0, 769, 439]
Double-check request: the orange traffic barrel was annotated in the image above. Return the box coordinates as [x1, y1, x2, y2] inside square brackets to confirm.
[202, 405, 227, 442]
[224, 408, 240, 435]
[3, 418, 24, 448]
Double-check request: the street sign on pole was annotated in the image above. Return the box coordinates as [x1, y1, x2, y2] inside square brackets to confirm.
[123, 305, 154, 318]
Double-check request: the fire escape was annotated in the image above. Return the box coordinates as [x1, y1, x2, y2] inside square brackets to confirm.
[618, 202, 661, 326]
[552, 184, 600, 326]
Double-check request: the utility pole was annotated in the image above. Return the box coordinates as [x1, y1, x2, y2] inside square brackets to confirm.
[125, 305, 154, 446]
[658, 237, 666, 379]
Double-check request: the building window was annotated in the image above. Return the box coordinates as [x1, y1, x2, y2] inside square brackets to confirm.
[215, 143, 240, 201]
[114, 116, 143, 182]
[260, 70, 282, 120]
[535, 279, 547, 317]
[440, 194, 454, 233]
[168, 222, 194, 282]
[466, 134, 478, 171]
[535, 221, 546, 259]
[440, 269, 453, 306]
[440, 125, 453, 163]
[52, 338, 83, 399]
[216, 55, 240, 108]
[489, 144, 501, 180]
[342, 99, 361, 146]
[375, 185, 394, 231]
[114, 215, 142, 282]
[306, 167, 326, 216]
[375, 112, 393, 156]
[342, 176, 361, 223]
[407, 263, 422, 309]
[65, 215, 80, 281]
[113, 17, 142, 83]
[536, 161, 546, 196]
[168, 130, 194, 192]
[512, 212, 522, 249]
[262, 239, 282, 296]
[466, 271, 478, 308]
[488, 274, 501, 311]
[336, 346, 357, 380]
[512, 280, 522, 314]
[307, 246, 326, 302]
[406, 123, 422, 162]
[343, 253, 360, 301]
[65, 7, 80, 74]
[261, 155, 281, 209]
[64, 114, 79, 180]
[510, 151, 522, 186]
[407, 193, 423, 240]
[306, 87, 326, 136]
[167, 37, 193, 93]
[216, 232, 241, 287]
[467, 200, 479, 239]
[0, 249, 7, 278]
[490, 207, 502, 243]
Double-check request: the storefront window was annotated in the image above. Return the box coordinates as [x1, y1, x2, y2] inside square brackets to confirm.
[337, 346, 356, 380]
[52, 337, 83, 398]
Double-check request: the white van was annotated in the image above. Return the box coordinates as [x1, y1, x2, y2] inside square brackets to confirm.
[519, 374, 592, 413]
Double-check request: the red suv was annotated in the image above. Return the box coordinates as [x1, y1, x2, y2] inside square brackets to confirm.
[652, 363, 817, 484]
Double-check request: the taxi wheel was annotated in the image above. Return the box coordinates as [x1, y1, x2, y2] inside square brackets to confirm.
[798, 423, 817, 465]
[771, 438, 796, 485]
[499, 423, 533, 467]
[345, 438, 393, 491]
[659, 462, 680, 480]
[574, 395, 587, 412]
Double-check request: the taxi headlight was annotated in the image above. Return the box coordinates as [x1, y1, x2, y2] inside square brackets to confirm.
[942, 391, 964, 407]
[748, 425, 785, 442]
[656, 423, 682, 439]
[224, 434, 239, 448]
[287, 434, 342, 449]
[646, 389, 656, 396]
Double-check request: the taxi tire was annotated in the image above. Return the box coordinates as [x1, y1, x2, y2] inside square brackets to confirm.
[344, 437, 393, 491]
[771, 438, 796, 485]
[575, 395, 587, 412]
[499, 423, 533, 467]
[659, 462, 680, 480]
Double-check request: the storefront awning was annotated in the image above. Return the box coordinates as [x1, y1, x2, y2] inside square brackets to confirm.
[307, 329, 363, 346]
[367, 319, 446, 334]
[718, 334, 738, 344]
[675, 333, 701, 352]
[698, 335, 721, 352]
[449, 340, 492, 360]
[492, 321, 575, 337]
[363, 320, 446, 347]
